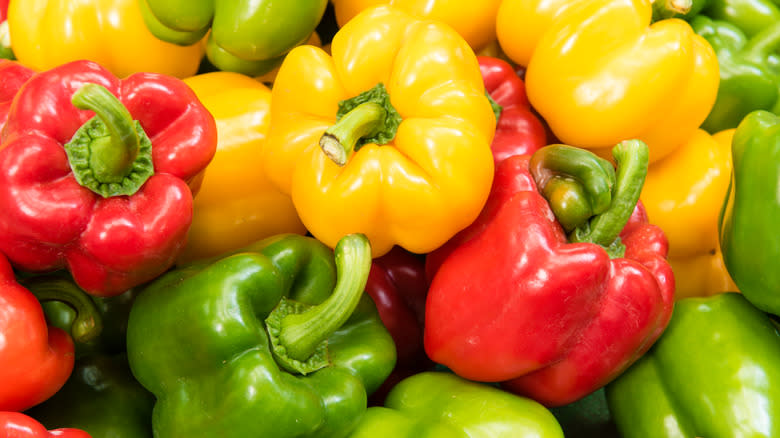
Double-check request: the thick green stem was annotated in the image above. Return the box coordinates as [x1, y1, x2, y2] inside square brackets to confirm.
[320, 102, 386, 166]
[65, 83, 154, 197]
[23, 275, 103, 344]
[570, 140, 649, 252]
[266, 233, 372, 374]
[652, 0, 693, 20]
[540, 176, 595, 232]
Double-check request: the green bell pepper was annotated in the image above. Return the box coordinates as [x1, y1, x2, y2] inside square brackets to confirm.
[692, 17, 780, 132]
[138, 0, 328, 76]
[701, 0, 780, 37]
[348, 372, 564, 438]
[126, 233, 396, 438]
[719, 110, 780, 314]
[605, 293, 780, 437]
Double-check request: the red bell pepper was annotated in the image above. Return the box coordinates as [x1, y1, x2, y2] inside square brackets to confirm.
[424, 141, 674, 407]
[0, 412, 90, 437]
[0, 60, 34, 128]
[0, 253, 102, 412]
[478, 56, 547, 166]
[365, 246, 431, 403]
[0, 60, 217, 297]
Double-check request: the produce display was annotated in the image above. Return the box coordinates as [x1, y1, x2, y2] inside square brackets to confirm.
[1, 0, 778, 437]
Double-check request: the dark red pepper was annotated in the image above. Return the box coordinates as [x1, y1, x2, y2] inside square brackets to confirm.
[0, 412, 91, 437]
[424, 142, 674, 407]
[0, 60, 34, 128]
[479, 56, 547, 166]
[0, 60, 217, 297]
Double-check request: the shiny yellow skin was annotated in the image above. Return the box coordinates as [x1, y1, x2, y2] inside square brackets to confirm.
[517, 0, 719, 164]
[178, 72, 307, 264]
[642, 129, 737, 299]
[8, 0, 203, 78]
[263, 6, 495, 258]
[331, 0, 503, 52]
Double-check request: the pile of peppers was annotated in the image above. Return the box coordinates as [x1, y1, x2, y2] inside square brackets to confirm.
[2, 0, 780, 437]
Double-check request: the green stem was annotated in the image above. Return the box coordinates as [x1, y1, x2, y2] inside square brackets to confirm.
[540, 176, 595, 232]
[23, 274, 103, 344]
[652, 0, 693, 20]
[320, 102, 386, 166]
[570, 140, 649, 251]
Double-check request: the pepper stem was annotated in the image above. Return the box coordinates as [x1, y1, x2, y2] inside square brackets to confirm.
[651, 0, 693, 20]
[65, 83, 154, 198]
[266, 233, 372, 374]
[570, 140, 649, 254]
[22, 274, 103, 344]
[320, 102, 386, 166]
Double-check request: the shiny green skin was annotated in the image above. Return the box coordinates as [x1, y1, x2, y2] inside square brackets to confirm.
[26, 354, 155, 438]
[138, 0, 327, 76]
[126, 234, 396, 438]
[692, 17, 780, 132]
[348, 372, 564, 438]
[606, 293, 780, 437]
[703, 0, 780, 37]
[719, 110, 780, 314]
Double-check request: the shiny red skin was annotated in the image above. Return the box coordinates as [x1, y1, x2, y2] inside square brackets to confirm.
[424, 154, 675, 407]
[0, 60, 217, 297]
[0, 255, 74, 412]
[478, 56, 547, 166]
[0, 412, 91, 437]
[0, 60, 35, 129]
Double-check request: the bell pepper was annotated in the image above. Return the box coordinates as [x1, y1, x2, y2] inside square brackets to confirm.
[177, 72, 307, 263]
[549, 389, 621, 438]
[7, 0, 203, 79]
[0, 255, 103, 412]
[0, 59, 33, 129]
[605, 293, 780, 437]
[365, 246, 431, 403]
[692, 16, 780, 132]
[263, 6, 496, 258]
[499, 0, 719, 164]
[138, 0, 327, 76]
[424, 141, 675, 407]
[697, 0, 780, 37]
[0, 60, 217, 297]
[720, 110, 780, 314]
[348, 372, 564, 437]
[478, 55, 548, 165]
[0, 412, 90, 438]
[331, 0, 503, 52]
[126, 233, 396, 437]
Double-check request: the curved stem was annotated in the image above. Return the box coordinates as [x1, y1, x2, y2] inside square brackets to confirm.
[320, 102, 385, 166]
[541, 176, 594, 232]
[652, 0, 693, 20]
[23, 274, 103, 344]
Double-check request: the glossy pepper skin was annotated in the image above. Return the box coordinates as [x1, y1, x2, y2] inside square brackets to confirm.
[0, 60, 33, 129]
[478, 56, 547, 166]
[177, 72, 306, 263]
[425, 144, 675, 407]
[693, 16, 780, 132]
[331, 0, 502, 52]
[693, 0, 780, 37]
[0, 412, 91, 438]
[0, 256, 102, 412]
[139, 0, 327, 76]
[263, 6, 496, 258]
[348, 372, 564, 437]
[7, 0, 203, 79]
[127, 233, 396, 438]
[0, 60, 217, 297]
[501, 0, 719, 164]
[606, 293, 780, 437]
[720, 110, 780, 314]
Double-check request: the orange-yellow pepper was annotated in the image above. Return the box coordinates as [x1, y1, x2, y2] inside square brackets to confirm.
[178, 72, 307, 263]
[331, 0, 502, 52]
[8, 0, 203, 78]
[501, 0, 719, 164]
[641, 128, 738, 299]
[263, 6, 495, 258]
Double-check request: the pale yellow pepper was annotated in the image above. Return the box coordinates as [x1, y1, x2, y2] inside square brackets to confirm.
[331, 0, 502, 52]
[8, 0, 203, 78]
[178, 72, 307, 263]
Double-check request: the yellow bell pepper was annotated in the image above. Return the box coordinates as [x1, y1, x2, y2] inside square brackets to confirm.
[8, 0, 203, 78]
[263, 5, 495, 258]
[331, 0, 503, 52]
[177, 72, 307, 263]
[641, 128, 737, 299]
[507, 0, 719, 164]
